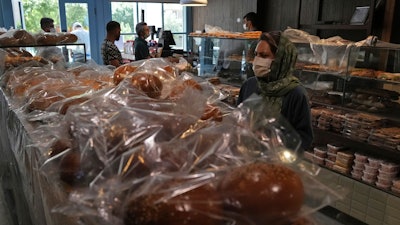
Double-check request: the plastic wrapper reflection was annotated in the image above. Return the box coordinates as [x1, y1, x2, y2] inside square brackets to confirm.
[0, 57, 345, 225]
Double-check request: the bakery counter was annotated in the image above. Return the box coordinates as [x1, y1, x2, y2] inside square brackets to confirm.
[0, 57, 355, 225]
[0, 89, 77, 225]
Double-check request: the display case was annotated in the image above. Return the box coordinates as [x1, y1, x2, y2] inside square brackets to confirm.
[0, 43, 87, 65]
[189, 34, 259, 86]
[296, 42, 400, 224]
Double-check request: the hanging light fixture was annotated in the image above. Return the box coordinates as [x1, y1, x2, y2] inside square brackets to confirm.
[180, 0, 207, 6]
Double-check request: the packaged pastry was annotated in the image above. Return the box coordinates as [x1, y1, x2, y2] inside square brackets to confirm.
[351, 170, 363, 180]
[324, 159, 335, 169]
[364, 164, 379, 173]
[335, 157, 353, 168]
[336, 151, 354, 161]
[361, 175, 376, 184]
[327, 143, 347, 153]
[391, 186, 400, 194]
[363, 171, 378, 180]
[354, 152, 368, 163]
[376, 176, 393, 186]
[303, 151, 314, 161]
[327, 152, 337, 161]
[368, 157, 384, 168]
[312, 155, 325, 165]
[377, 169, 398, 180]
[313, 146, 327, 158]
[375, 181, 391, 190]
[392, 179, 400, 189]
[352, 164, 364, 172]
[333, 164, 350, 174]
[380, 162, 400, 173]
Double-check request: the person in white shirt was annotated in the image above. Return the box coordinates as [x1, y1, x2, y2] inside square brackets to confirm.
[71, 22, 91, 62]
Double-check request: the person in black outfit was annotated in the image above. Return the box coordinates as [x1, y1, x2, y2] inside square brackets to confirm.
[134, 22, 151, 61]
[237, 31, 313, 150]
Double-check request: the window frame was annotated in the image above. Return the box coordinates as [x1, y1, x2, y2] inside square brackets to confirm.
[111, 1, 190, 51]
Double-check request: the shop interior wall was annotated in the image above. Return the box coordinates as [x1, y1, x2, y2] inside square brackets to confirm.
[257, 0, 399, 43]
[256, 0, 301, 32]
[191, 0, 257, 33]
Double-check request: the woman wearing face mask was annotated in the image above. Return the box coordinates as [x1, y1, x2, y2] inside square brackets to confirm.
[237, 31, 314, 150]
[134, 22, 151, 61]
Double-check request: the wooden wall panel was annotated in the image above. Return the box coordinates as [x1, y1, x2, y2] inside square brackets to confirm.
[258, 0, 301, 31]
[192, 0, 257, 33]
[299, 0, 319, 25]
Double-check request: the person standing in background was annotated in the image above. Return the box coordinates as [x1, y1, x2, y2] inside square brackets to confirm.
[243, 12, 259, 32]
[243, 12, 260, 78]
[101, 21, 123, 67]
[40, 17, 55, 33]
[71, 22, 91, 62]
[134, 22, 151, 61]
[38, 17, 66, 64]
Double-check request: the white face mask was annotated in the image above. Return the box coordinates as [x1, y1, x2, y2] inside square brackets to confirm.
[252, 56, 273, 77]
[243, 24, 248, 31]
[49, 28, 56, 33]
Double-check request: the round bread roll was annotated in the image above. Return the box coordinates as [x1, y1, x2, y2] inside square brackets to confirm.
[58, 96, 90, 114]
[123, 182, 223, 225]
[168, 79, 202, 99]
[114, 64, 138, 85]
[0, 37, 19, 46]
[28, 94, 64, 111]
[48, 139, 71, 157]
[13, 30, 35, 45]
[219, 162, 304, 225]
[201, 104, 223, 122]
[36, 34, 59, 45]
[163, 65, 174, 74]
[58, 33, 78, 44]
[59, 150, 82, 185]
[183, 79, 202, 91]
[131, 73, 163, 98]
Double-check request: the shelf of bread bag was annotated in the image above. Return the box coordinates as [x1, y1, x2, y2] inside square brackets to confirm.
[310, 127, 400, 160]
[302, 156, 400, 198]
[304, 125, 400, 198]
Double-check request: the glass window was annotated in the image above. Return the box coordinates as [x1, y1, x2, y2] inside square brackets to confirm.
[137, 3, 162, 29]
[163, 4, 184, 33]
[111, 2, 187, 52]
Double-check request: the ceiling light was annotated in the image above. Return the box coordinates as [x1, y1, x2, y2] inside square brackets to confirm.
[180, 0, 207, 6]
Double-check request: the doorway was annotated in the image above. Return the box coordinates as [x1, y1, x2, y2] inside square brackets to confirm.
[58, 0, 99, 63]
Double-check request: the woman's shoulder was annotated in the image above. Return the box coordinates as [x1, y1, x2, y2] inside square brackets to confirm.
[242, 76, 258, 86]
[289, 85, 307, 95]
[285, 85, 308, 101]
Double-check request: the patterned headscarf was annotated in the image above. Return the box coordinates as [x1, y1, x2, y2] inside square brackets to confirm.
[257, 31, 300, 112]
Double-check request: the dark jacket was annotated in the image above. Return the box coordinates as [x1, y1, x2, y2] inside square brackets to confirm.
[237, 77, 314, 150]
[134, 37, 150, 60]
